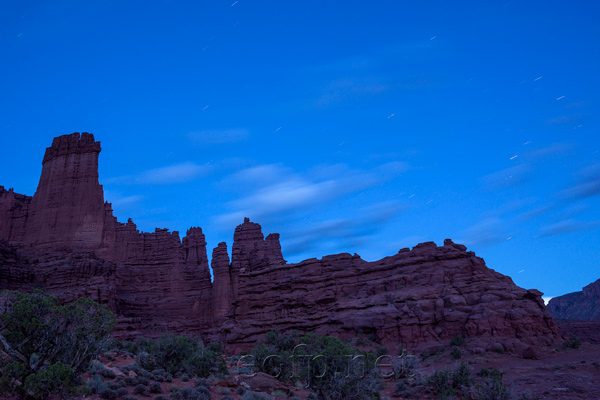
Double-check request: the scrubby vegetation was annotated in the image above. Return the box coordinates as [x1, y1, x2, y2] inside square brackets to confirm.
[117, 334, 227, 378]
[0, 290, 116, 399]
[0, 290, 567, 400]
[250, 330, 384, 400]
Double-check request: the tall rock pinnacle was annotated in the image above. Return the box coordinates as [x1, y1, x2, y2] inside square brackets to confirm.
[24, 132, 106, 248]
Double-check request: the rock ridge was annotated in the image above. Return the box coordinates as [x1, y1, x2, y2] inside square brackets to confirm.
[0, 133, 561, 353]
[547, 278, 600, 320]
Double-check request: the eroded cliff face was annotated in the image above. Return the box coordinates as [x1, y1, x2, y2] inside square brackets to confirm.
[216, 230, 558, 353]
[548, 278, 600, 320]
[0, 132, 561, 353]
[0, 133, 212, 335]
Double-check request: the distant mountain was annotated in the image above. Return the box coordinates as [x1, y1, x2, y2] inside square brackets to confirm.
[548, 279, 600, 320]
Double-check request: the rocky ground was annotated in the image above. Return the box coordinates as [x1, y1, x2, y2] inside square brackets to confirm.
[71, 340, 600, 400]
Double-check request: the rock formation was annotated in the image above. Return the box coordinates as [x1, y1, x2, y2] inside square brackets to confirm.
[0, 132, 562, 354]
[547, 278, 600, 320]
[0, 133, 212, 334]
[216, 235, 558, 353]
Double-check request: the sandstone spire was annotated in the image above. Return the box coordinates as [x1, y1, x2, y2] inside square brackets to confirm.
[24, 132, 106, 249]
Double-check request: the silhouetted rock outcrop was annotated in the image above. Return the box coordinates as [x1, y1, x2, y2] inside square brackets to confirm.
[548, 278, 600, 320]
[0, 133, 211, 334]
[216, 236, 558, 353]
[0, 132, 561, 354]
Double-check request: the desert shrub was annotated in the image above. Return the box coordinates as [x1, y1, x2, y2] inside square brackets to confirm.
[427, 362, 472, 400]
[108, 380, 123, 389]
[170, 386, 210, 400]
[393, 381, 410, 397]
[271, 389, 288, 397]
[452, 362, 472, 388]
[251, 330, 383, 400]
[182, 373, 190, 381]
[134, 383, 148, 395]
[155, 396, 169, 400]
[138, 351, 158, 371]
[451, 347, 462, 360]
[0, 290, 116, 399]
[242, 391, 272, 400]
[117, 387, 129, 396]
[450, 333, 466, 347]
[22, 362, 76, 400]
[89, 359, 105, 373]
[0, 361, 28, 395]
[98, 385, 117, 399]
[87, 374, 105, 393]
[392, 353, 420, 379]
[125, 376, 140, 386]
[474, 373, 511, 400]
[427, 369, 455, 399]
[123, 396, 140, 400]
[139, 376, 151, 385]
[100, 367, 118, 379]
[152, 368, 168, 381]
[477, 367, 504, 380]
[150, 381, 163, 393]
[127, 334, 225, 377]
[221, 396, 235, 400]
[564, 337, 582, 349]
[195, 384, 211, 399]
[195, 378, 211, 390]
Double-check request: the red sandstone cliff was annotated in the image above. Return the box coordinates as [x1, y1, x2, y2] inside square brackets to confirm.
[548, 278, 600, 320]
[0, 132, 561, 354]
[0, 133, 212, 334]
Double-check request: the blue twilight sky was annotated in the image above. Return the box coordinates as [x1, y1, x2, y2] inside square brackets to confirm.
[1, 1, 599, 299]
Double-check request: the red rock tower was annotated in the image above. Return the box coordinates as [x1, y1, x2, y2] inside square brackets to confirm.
[24, 132, 106, 249]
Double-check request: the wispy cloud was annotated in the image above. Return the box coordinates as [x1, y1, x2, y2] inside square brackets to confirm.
[215, 162, 408, 226]
[189, 128, 249, 145]
[106, 162, 212, 185]
[103, 191, 144, 207]
[539, 219, 600, 237]
[544, 114, 582, 126]
[314, 78, 389, 107]
[480, 143, 574, 191]
[480, 164, 530, 189]
[561, 164, 600, 200]
[455, 217, 512, 248]
[283, 200, 407, 259]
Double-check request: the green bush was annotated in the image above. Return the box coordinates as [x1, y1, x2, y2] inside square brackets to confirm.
[251, 330, 384, 400]
[427, 362, 472, 400]
[134, 383, 148, 395]
[451, 347, 462, 360]
[242, 391, 272, 400]
[474, 373, 511, 400]
[127, 334, 225, 377]
[452, 362, 472, 388]
[449, 333, 466, 347]
[564, 337, 582, 349]
[22, 362, 75, 400]
[98, 385, 117, 399]
[150, 381, 163, 393]
[392, 353, 420, 379]
[0, 290, 116, 399]
[170, 386, 211, 400]
[100, 367, 117, 379]
[427, 369, 455, 400]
